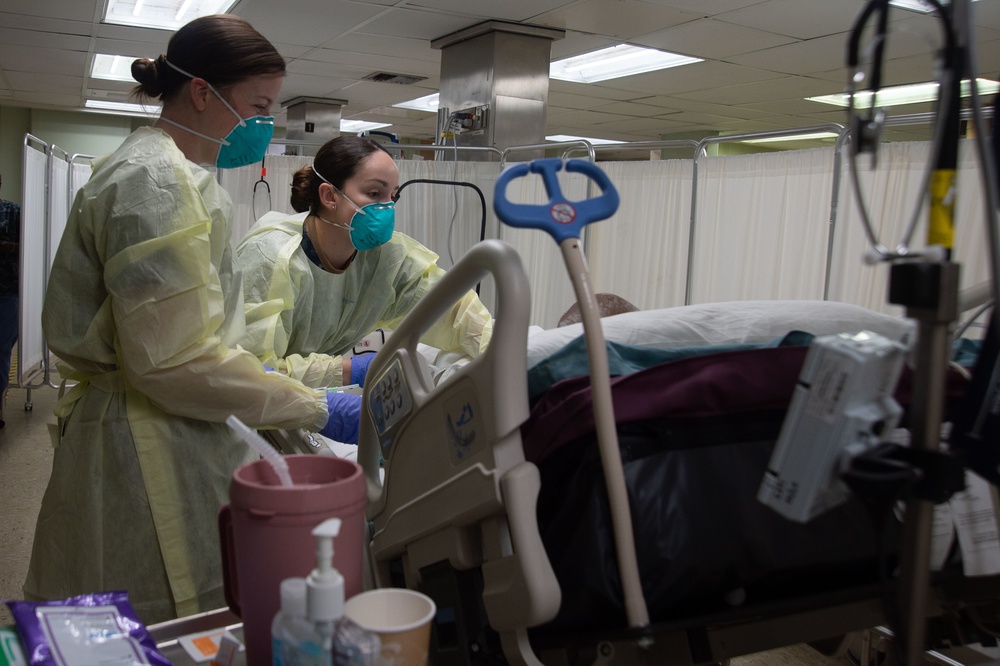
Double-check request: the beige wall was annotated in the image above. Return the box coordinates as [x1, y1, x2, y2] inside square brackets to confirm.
[0, 105, 153, 205]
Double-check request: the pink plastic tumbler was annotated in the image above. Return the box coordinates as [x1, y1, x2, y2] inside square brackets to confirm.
[218, 454, 365, 666]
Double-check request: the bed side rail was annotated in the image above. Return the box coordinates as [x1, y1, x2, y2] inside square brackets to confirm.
[358, 239, 561, 642]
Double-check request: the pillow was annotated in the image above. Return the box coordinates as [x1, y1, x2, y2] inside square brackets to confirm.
[527, 300, 914, 368]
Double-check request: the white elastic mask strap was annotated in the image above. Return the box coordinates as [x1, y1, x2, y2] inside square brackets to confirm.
[163, 58, 246, 129]
[312, 166, 365, 215]
[157, 116, 226, 146]
[316, 214, 352, 232]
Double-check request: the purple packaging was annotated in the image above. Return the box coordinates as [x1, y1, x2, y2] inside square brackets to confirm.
[5, 591, 172, 666]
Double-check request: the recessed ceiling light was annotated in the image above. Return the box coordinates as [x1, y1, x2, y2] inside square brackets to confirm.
[546, 134, 625, 145]
[550, 44, 702, 84]
[392, 93, 440, 112]
[888, 0, 979, 12]
[85, 99, 161, 116]
[740, 132, 839, 144]
[806, 78, 999, 108]
[91, 53, 150, 82]
[103, 0, 238, 30]
[341, 119, 392, 133]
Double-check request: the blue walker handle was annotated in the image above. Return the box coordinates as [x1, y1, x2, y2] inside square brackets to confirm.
[494, 158, 620, 243]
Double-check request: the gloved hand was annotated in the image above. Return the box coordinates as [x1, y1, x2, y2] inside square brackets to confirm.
[320, 391, 363, 444]
[350, 354, 375, 387]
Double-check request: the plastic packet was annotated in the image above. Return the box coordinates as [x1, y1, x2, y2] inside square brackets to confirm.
[0, 627, 27, 666]
[5, 590, 171, 666]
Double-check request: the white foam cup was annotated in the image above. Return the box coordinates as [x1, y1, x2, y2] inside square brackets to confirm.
[344, 588, 436, 666]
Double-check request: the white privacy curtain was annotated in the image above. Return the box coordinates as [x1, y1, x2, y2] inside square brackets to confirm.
[689, 147, 839, 305]
[218, 139, 993, 329]
[21, 145, 48, 379]
[832, 140, 990, 316]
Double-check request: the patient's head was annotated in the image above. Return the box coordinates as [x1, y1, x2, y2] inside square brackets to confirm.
[558, 293, 639, 327]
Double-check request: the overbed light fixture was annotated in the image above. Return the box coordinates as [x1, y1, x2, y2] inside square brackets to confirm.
[103, 0, 238, 30]
[85, 99, 161, 116]
[740, 132, 839, 144]
[806, 78, 999, 108]
[392, 93, 440, 112]
[550, 44, 702, 84]
[341, 119, 392, 133]
[546, 134, 625, 145]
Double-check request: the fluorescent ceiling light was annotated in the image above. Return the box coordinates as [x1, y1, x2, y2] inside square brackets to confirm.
[392, 93, 440, 112]
[85, 99, 161, 116]
[741, 132, 839, 144]
[103, 0, 237, 30]
[550, 44, 702, 84]
[546, 134, 625, 145]
[341, 120, 392, 133]
[889, 0, 979, 12]
[91, 53, 150, 82]
[807, 78, 999, 108]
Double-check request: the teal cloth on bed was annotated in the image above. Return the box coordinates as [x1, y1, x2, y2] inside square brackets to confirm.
[527, 330, 814, 402]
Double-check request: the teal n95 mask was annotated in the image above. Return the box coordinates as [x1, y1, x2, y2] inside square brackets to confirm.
[312, 167, 396, 251]
[159, 59, 274, 169]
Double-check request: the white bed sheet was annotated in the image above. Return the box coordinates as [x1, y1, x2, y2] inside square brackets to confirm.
[526, 300, 915, 368]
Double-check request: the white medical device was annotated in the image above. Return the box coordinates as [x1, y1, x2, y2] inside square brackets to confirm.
[759, 330, 908, 523]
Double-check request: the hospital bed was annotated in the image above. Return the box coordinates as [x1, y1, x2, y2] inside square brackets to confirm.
[350, 234, 1000, 666]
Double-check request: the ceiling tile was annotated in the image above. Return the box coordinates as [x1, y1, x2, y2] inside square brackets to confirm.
[635, 95, 776, 119]
[744, 97, 849, 117]
[0, 45, 89, 75]
[548, 90, 621, 110]
[360, 7, 480, 40]
[0, 2, 98, 22]
[0, 13, 95, 37]
[7, 71, 82, 94]
[330, 32, 442, 63]
[0, 28, 91, 51]
[532, 0, 700, 39]
[12, 91, 83, 107]
[597, 60, 784, 96]
[2, 0, 995, 148]
[237, 0, 388, 47]
[728, 33, 857, 76]
[403, 0, 575, 22]
[715, 0, 869, 40]
[586, 99, 685, 117]
[549, 80, 647, 101]
[593, 115, 686, 134]
[673, 75, 838, 105]
[634, 0, 767, 16]
[300, 48, 438, 78]
[634, 18, 799, 59]
[549, 31, 618, 60]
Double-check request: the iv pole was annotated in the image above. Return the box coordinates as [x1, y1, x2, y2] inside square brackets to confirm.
[890, 1, 966, 663]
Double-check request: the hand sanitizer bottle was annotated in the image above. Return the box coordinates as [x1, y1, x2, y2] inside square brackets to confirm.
[304, 518, 381, 666]
[271, 577, 312, 666]
[306, 518, 343, 664]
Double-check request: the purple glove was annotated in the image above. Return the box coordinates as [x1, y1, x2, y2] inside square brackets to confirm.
[350, 354, 375, 387]
[320, 391, 362, 444]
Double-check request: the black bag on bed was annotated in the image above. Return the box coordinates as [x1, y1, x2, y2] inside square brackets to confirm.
[521, 344, 966, 634]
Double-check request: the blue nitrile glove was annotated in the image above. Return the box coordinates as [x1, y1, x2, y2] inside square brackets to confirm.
[320, 391, 363, 444]
[263, 365, 275, 373]
[350, 354, 374, 387]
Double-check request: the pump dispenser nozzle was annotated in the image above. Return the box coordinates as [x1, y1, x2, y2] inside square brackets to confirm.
[306, 518, 344, 624]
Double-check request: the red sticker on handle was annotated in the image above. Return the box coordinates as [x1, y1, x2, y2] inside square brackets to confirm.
[550, 202, 576, 224]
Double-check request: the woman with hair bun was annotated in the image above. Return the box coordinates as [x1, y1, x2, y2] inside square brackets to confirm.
[236, 135, 493, 435]
[28, 15, 344, 624]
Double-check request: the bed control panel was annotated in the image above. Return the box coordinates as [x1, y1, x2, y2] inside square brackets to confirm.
[368, 357, 413, 457]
